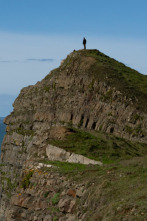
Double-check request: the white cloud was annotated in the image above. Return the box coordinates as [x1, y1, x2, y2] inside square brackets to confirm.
[25, 58, 55, 62]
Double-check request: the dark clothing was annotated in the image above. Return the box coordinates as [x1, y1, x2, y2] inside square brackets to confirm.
[83, 38, 86, 50]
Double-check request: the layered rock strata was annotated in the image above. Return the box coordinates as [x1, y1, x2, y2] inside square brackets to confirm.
[0, 50, 147, 220]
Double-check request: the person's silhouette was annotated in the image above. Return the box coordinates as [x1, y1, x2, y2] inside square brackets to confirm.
[83, 37, 87, 50]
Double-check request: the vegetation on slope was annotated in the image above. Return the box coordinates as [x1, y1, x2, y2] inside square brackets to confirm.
[39, 156, 147, 221]
[48, 127, 147, 164]
[61, 49, 147, 111]
[84, 50, 147, 110]
[45, 124, 147, 220]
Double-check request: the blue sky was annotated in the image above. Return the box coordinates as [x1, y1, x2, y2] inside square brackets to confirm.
[0, 0, 147, 116]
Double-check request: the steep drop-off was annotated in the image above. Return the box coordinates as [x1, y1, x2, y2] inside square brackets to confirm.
[0, 50, 147, 221]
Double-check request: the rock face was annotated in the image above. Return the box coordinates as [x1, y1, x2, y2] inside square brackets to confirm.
[0, 49, 147, 220]
[46, 144, 102, 165]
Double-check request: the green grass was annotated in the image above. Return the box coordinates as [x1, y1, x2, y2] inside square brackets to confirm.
[53, 216, 58, 221]
[21, 170, 34, 189]
[10, 128, 35, 136]
[0, 164, 5, 167]
[51, 193, 60, 205]
[47, 127, 147, 164]
[68, 156, 147, 221]
[41, 156, 147, 220]
[41, 160, 88, 173]
[83, 50, 147, 111]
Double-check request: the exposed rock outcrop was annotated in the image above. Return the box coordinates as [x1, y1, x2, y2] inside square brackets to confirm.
[0, 49, 147, 220]
[46, 144, 102, 165]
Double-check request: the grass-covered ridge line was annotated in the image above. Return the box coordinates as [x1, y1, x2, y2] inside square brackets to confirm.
[47, 127, 147, 164]
[82, 50, 147, 110]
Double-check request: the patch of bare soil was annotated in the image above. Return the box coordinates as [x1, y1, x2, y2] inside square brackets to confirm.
[49, 126, 73, 140]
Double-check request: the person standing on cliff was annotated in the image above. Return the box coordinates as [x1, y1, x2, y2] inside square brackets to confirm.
[83, 37, 87, 50]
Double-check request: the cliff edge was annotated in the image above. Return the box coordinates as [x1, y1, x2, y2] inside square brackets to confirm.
[0, 50, 147, 221]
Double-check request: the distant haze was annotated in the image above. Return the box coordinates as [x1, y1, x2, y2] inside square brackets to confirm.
[0, 94, 17, 117]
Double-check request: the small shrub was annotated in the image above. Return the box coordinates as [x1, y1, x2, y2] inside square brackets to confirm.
[21, 170, 34, 189]
[52, 193, 60, 205]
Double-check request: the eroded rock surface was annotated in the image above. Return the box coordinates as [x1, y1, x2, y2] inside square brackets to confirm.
[0, 50, 147, 220]
[46, 145, 102, 165]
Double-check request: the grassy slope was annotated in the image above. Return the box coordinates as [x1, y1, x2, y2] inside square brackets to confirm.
[45, 126, 147, 219]
[83, 50, 147, 111]
[48, 127, 147, 164]
[41, 157, 147, 221]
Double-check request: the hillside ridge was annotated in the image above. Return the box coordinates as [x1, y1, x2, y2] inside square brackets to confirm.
[8, 49, 147, 143]
[0, 49, 147, 221]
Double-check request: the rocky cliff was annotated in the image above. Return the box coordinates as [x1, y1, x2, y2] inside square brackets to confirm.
[0, 50, 147, 221]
